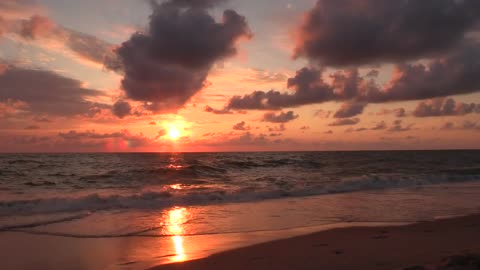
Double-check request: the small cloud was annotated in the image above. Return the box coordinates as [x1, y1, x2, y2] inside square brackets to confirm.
[388, 120, 414, 132]
[205, 105, 233, 115]
[328, 118, 360, 126]
[233, 121, 250, 131]
[262, 111, 299, 123]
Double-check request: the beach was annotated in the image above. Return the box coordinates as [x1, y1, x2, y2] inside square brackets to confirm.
[2, 152, 480, 270]
[152, 214, 480, 270]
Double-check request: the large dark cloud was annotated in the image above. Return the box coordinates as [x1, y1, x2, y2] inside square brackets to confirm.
[0, 66, 107, 117]
[294, 0, 480, 66]
[227, 42, 480, 110]
[262, 111, 298, 123]
[413, 98, 480, 117]
[106, 0, 251, 113]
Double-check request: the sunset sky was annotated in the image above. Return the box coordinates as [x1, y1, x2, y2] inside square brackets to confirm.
[1, 0, 479, 152]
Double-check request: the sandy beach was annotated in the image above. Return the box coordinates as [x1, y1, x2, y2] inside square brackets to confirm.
[151, 214, 480, 270]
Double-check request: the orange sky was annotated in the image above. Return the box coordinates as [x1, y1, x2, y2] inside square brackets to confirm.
[0, 0, 479, 152]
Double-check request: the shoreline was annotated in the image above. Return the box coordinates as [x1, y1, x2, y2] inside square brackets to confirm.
[150, 214, 480, 270]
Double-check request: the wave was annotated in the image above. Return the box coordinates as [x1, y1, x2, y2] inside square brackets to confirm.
[1, 173, 479, 216]
[0, 212, 90, 231]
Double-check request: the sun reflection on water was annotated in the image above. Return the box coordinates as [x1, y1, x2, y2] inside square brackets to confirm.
[166, 207, 188, 262]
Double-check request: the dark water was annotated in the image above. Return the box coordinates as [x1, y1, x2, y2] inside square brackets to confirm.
[1, 150, 479, 216]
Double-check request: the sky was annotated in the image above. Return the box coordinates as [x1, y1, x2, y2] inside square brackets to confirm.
[0, 0, 479, 152]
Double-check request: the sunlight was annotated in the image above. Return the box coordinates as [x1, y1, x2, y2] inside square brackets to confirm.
[166, 207, 188, 262]
[168, 127, 181, 141]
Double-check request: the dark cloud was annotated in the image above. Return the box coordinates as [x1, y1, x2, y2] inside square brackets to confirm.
[388, 120, 414, 132]
[112, 100, 132, 119]
[107, 0, 251, 113]
[413, 98, 480, 117]
[228, 42, 480, 110]
[300, 126, 310, 130]
[232, 121, 249, 131]
[205, 105, 233, 115]
[294, 0, 480, 66]
[0, 66, 107, 117]
[262, 111, 298, 123]
[333, 102, 367, 118]
[328, 118, 360, 126]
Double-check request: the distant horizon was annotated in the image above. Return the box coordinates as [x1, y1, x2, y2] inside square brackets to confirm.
[2, 148, 480, 154]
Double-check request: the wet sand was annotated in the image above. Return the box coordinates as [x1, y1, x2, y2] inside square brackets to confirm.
[151, 214, 480, 270]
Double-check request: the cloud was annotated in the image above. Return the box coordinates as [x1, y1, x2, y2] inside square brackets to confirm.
[376, 108, 406, 118]
[0, 99, 28, 118]
[58, 130, 154, 147]
[394, 108, 406, 118]
[262, 111, 298, 123]
[24, 125, 40, 130]
[0, 0, 41, 19]
[294, 0, 480, 66]
[413, 98, 480, 117]
[232, 121, 250, 131]
[328, 118, 360, 126]
[345, 127, 368, 133]
[7, 15, 116, 66]
[0, 65, 108, 117]
[106, 0, 251, 113]
[227, 42, 480, 110]
[441, 121, 480, 131]
[333, 102, 367, 118]
[204, 105, 233, 115]
[388, 120, 414, 132]
[268, 124, 286, 132]
[112, 100, 132, 119]
[371, 121, 387, 131]
[244, 69, 289, 84]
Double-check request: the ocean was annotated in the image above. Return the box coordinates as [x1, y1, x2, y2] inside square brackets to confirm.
[1, 151, 480, 269]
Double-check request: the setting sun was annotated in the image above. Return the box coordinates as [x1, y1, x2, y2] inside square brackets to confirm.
[168, 127, 181, 140]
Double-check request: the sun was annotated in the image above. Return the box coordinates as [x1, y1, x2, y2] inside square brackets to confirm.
[168, 127, 181, 140]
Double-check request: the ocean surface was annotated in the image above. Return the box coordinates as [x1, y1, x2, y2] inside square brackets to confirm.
[1, 151, 480, 268]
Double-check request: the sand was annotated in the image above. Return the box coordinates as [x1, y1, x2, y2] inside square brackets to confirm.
[150, 214, 480, 270]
